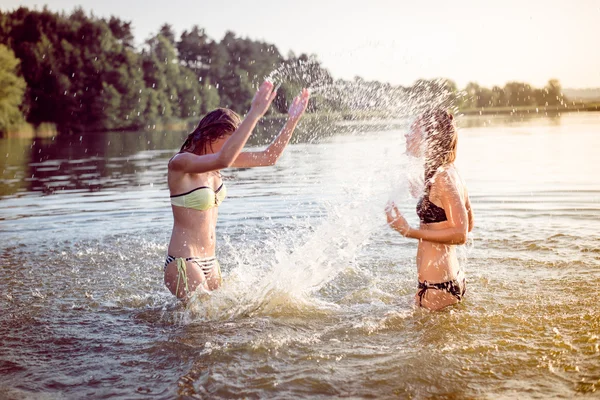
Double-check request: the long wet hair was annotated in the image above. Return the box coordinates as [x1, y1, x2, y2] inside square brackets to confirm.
[420, 109, 458, 192]
[180, 108, 241, 155]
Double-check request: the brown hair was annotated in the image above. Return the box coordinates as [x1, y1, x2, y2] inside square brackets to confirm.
[180, 108, 241, 155]
[421, 109, 458, 190]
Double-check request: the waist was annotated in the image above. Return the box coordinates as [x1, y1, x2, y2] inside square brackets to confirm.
[418, 269, 464, 286]
[168, 228, 217, 258]
[419, 220, 454, 231]
[417, 244, 460, 282]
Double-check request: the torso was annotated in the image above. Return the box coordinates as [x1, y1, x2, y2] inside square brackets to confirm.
[416, 166, 468, 283]
[167, 166, 223, 258]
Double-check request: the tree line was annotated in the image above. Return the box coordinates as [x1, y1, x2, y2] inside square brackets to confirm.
[0, 6, 568, 134]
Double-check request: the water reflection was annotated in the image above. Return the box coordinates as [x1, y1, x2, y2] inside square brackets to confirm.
[0, 116, 345, 198]
[0, 112, 593, 199]
[457, 112, 562, 128]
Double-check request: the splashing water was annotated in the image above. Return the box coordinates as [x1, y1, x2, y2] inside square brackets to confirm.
[182, 123, 421, 322]
[174, 60, 468, 322]
[267, 57, 464, 123]
[3, 108, 599, 398]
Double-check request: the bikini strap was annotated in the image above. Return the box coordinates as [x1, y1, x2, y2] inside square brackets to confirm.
[175, 257, 189, 296]
[417, 281, 429, 306]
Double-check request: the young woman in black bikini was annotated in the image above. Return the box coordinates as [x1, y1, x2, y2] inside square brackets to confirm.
[386, 109, 474, 311]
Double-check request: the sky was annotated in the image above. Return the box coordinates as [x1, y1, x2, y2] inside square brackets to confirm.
[3, 0, 600, 89]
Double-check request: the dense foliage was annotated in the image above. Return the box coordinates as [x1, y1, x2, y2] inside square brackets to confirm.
[0, 7, 568, 134]
[0, 44, 26, 132]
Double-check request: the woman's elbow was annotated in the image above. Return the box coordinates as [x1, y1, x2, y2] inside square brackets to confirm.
[455, 231, 468, 245]
[216, 154, 234, 169]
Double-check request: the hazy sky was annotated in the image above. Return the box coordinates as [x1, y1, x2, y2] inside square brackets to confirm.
[3, 0, 599, 88]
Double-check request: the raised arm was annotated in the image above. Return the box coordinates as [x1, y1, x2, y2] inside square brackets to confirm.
[169, 81, 277, 173]
[386, 172, 469, 245]
[232, 89, 310, 168]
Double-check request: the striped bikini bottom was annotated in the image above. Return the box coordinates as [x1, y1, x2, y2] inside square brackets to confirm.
[164, 255, 220, 296]
[164, 255, 217, 276]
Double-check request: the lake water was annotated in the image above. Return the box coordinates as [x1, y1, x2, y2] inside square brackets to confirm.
[1, 113, 599, 399]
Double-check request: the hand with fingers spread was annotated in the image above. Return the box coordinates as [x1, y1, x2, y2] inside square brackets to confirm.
[287, 88, 310, 123]
[230, 87, 310, 169]
[386, 201, 411, 237]
[249, 81, 278, 119]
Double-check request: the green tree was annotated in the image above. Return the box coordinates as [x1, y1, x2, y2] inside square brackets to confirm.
[199, 81, 220, 114]
[503, 82, 536, 107]
[490, 86, 506, 107]
[107, 16, 135, 49]
[159, 23, 176, 46]
[539, 79, 565, 106]
[463, 82, 480, 109]
[207, 31, 284, 113]
[463, 82, 495, 108]
[1, 7, 149, 131]
[177, 25, 213, 78]
[0, 45, 26, 133]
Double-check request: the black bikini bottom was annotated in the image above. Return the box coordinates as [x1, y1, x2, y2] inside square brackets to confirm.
[417, 275, 466, 307]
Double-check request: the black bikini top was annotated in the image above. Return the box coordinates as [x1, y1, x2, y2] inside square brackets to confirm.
[416, 194, 447, 224]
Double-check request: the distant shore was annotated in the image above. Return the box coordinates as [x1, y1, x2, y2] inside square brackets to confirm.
[460, 103, 600, 116]
[5, 104, 600, 139]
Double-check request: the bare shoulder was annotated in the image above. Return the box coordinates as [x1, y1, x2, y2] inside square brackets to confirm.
[431, 167, 459, 192]
[168, 152, 192, 171]
[430, 166, 467, 207]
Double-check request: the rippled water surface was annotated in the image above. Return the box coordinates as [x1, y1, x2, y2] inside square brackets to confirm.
[1, 113, 599, 399]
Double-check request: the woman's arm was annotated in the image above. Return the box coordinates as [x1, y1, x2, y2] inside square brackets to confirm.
[232, 89, 310, 168]
[169, 81, 277, 173]
[465, 192, 474, 232]
[386, 173, 469, 245]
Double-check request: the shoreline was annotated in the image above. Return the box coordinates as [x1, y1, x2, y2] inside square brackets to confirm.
[4, 106, 599, 139]
[459, 104, 600, 116]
